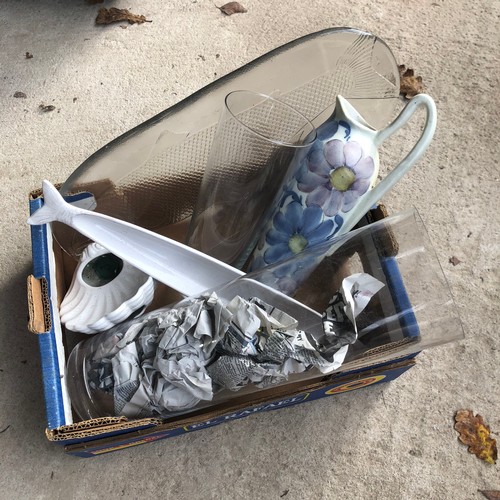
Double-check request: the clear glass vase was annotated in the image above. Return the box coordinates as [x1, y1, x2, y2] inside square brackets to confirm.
[185, 90, 317, 268]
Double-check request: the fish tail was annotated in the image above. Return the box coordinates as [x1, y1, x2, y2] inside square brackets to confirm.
[27, 180, 73, 225]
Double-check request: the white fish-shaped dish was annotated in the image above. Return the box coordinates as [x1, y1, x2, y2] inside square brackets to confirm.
[28, 180, 244, 297]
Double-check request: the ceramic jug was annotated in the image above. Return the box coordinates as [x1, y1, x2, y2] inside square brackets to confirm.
[249, 93, 437, 271]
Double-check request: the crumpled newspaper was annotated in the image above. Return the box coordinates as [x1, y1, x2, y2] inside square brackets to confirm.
[86, 273, 383, 418]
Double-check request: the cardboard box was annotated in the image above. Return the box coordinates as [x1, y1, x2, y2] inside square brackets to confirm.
[28, 190, 419, 457]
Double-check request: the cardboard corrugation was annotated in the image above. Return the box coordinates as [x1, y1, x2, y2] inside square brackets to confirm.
[361, 337, 418, 358]
[46, 417, 162, 442]
[27, 275, 52, 334]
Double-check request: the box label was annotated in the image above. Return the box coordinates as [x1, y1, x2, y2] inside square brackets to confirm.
[184, 393, 310, 431]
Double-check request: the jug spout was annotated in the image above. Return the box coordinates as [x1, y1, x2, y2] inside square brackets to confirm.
[334, 95, 377, 136]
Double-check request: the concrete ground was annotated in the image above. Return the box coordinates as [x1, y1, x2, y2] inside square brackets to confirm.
[0, 0, 499, 498]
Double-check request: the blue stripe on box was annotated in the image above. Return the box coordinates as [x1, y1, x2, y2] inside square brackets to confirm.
[30, 195, 66, 429]
[30, 191, 95, 430]
[381, 257, 420, 338]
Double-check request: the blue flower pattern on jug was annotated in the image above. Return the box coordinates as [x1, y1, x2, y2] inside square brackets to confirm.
[263, 201, 340, 265]
[250, 116, 369, 273]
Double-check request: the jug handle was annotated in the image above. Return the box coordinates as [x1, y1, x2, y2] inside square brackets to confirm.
[373, 93, 436, 185]
[341, 94, 437, 234]
[374, 92, 436, 147]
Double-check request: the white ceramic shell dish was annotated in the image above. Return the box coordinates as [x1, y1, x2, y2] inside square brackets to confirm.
[60, 243, 155, 334]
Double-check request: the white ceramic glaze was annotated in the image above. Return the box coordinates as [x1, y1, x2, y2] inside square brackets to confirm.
[59, 243, 155, 334]
[249, 93, 437, 270]
[27, 182, 325, 332]
[28, 181, 245, 296]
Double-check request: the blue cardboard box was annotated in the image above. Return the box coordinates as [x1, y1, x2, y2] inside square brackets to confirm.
[28, 190, 419, 457]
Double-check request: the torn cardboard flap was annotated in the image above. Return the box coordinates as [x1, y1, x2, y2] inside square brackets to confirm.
[27, 275, 52, 334]
[46, 416, 162, 442]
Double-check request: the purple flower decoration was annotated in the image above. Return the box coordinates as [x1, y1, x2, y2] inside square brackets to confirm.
[297, 139, 374, 217]
[263, 202, 335, 265]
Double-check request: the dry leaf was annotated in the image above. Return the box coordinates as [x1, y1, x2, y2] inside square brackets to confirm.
[218, 2, 247, 15]
[399, 64, 425, 99]
[14, 91, 27, 98]
[449, 256, 462, 266]
[479, 492, 500, 500]
[95, 7, 151, 25]
[39, 104, 56, 112]
[454, 410, 498, 464]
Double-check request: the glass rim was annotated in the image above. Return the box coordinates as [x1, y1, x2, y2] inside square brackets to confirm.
[224, 90, 317, 148]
